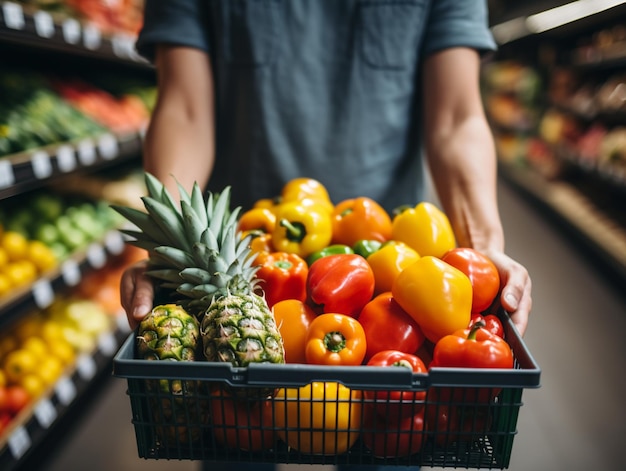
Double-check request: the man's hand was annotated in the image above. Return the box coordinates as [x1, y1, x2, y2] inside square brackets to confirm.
[120, 260, 155, 330]
[481, 250, 532, 337]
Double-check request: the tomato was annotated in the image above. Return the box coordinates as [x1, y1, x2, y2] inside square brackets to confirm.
[442, 247, 500, 313]
[272, 299, 317, 364]
[365, 350, 427, 419]
[209, 388, 275, 451]
[5, 385, 30, 415]
[0, 386, 8, 413]
[362, 405, 425, 458]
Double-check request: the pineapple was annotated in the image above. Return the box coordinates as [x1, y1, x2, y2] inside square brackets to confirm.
[136, 303, 207, 445]
[112, 173, 285, 377]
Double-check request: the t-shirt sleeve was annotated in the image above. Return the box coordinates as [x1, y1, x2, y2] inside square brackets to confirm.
[135, 0, 210, 63]
[422, 0, 496, 57]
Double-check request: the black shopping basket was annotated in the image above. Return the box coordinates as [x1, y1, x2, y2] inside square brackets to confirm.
[112, 310, 540, 469]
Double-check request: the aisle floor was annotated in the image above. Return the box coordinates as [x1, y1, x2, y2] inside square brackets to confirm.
[37, 182, 626, 471]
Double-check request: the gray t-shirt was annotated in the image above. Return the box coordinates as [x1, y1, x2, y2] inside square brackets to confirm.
[137, 0, 496, 213]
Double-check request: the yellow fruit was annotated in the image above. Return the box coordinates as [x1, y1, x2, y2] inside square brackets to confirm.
[14, 315, 43, 343]
[4, 260, 37, 287]
[22, 336, 48, 360]
[0, 247, 8, 268]
[0, 369, 6, 387]
[37, 357, 64, 386]
[48, 339, 76, 367]
[27, 240, 58, 273]
[1, 231, 29, 262]
[0, 272, 12, 297]
[4, 348, 37, 383]
[40, 320, 65, 345]
[20, 374, 46, 399]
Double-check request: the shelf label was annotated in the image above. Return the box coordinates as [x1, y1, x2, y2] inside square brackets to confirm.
[34, 10, 55, 38]
[76, 353, 97, 381]
[98, 331, 117, 356]
[8, 425, 31, 459]
[56, 145, 76, 172]
[55, 376, 77, 406]
[77, 138, 96, 166]
[3, 2, 25, 30]
[97, 133, 119, 160]
[62, 18, 81, 44]
[0, 160, 15, 189]
[34, 398, 58, 429]
[104, 230, 125, 255]
[31, 150, 53, 180]
[86, 243, 106, 269]
[32, 279, 54, 309]
[61, 259, 81, 286]
[83, 23, 101, 50]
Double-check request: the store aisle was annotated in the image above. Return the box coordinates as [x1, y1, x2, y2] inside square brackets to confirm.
[35, 181, 625, 471]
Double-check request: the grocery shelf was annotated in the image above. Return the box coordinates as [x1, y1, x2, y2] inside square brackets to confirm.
[0, 1, 148, 68]
[0, 320, 131, 471]
[499, 162, 626, 283]
[0, 131, 143, 200]
[0, 230, 127, 331]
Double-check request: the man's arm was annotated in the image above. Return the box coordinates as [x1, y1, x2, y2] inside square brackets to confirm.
[143, 45, 216, 195]
[422, 47, 532, 335]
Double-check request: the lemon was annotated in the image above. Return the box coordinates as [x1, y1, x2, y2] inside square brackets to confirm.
[40, 320, 65, 345]
[27, 240, 58, 273]
[4, 260, 37, 287]
[37, 357, 64, 386]
[1, 231, 29, 262]
[0, 272, 12, 297]
[4, 348, 38, 383]
[48, 339, 76, 367]
[20, 374, 46, 399]
[22, 336, 48, 360]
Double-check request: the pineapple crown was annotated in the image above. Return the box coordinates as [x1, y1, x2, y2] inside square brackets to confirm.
[111, 173, 260, 317]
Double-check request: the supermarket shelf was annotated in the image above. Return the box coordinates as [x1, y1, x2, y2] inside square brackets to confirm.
[0, 131, 143, 200]
[499, 162, 626, 283]
[0, 1, 148, 68]
[0, 230, 127, 331]
[0, 320, 131, 471]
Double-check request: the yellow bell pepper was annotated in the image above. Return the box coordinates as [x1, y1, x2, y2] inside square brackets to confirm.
[271, 200, 332, 258]
[281, 177, 334, 213]
[366, 241, 420, 295]
[391, 255, 472, 343]
[273, 381, 362, 455]
[237, 207, 277, 234]
[391, 202, 456, 258]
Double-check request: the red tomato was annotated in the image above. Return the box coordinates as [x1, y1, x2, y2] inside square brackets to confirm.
[362, 406, 425, 458]
[469, 312, 504, 338]
[209, 388, 275, 451]
[0, 386, 8, 413]
[5, 385, 30, 415]
[306, 254, 375, 318]
[365, 350, 427, 419]
[358, 292, 425, 361]
[442, 247, 500, 312]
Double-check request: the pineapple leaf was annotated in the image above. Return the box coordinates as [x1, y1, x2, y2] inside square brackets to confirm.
[145, 269, 183, 283]
[190, 182, 208, 228]
[208, 187, 231, 241]
[110, 205, 171, 246]
[141, 196, 191, 252]
[153, 246, 196, 270]
[181, 200, 206, 247]
[179, 267, 213, 285]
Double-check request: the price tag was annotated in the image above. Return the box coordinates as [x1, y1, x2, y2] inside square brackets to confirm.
[31, 150, 53, 179]
[98, 331, 117, 356]
[56, 145, 76, 172]
[98, 133, 119, 160]
[34, 398, 58, 429]
[2, 2, 25, 30]
[86, 243, 106, 269]
[8, 425, 31, 459]
[83, 23, 101, 50]
[32, 279, 54, 309]
[34, 10, 55, 38]
[55, 376, 77, 406]
[77, 138, 96, 166]
[62, 18, 81, 44]
[76, 354, 97, 381]
[61, 259, 81, 286]
[104, 230, 125, 255]
[0, 160, 15, 189]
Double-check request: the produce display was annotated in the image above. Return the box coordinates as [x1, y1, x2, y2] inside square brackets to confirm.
[112, 172, 522, 461]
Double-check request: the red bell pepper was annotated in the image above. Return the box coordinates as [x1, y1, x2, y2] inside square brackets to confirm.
[362, 405, 425, 458]
[254, 251, 308, 308]
[365, 350, 427, 419]
[469, 312, 504, 339]
[358, 292, 425, 361]
[306, 253, 375, 318]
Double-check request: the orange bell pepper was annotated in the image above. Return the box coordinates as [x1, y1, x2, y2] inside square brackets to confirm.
[391, 202, 456, 258]
[237, 207, 276, 234]
[273, 382, 362, 455]
[391, 256, 472, 343]
[331, 197, 392, 246]
[254, 251, 308, 308]
[305, 313, 367, 366]
[245, 231, 274, 254]
[366, 241, 420, 295]
[272, 299, 317, 364]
